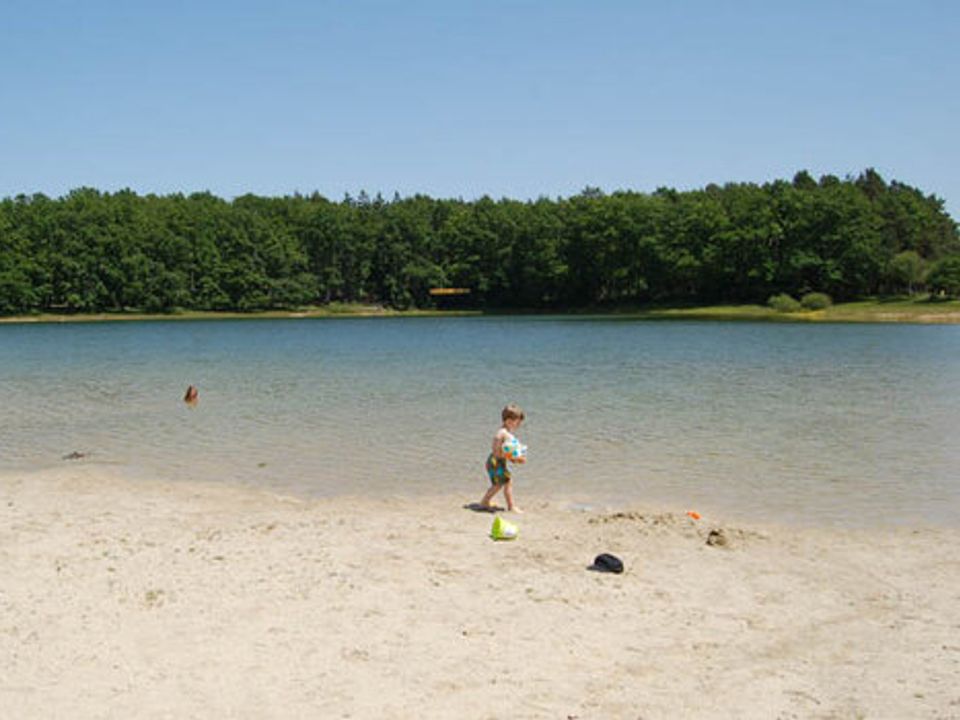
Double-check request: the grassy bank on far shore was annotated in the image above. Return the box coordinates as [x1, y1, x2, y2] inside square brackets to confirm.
[2, 297, 960, 325]
[614, 297, 960, 323]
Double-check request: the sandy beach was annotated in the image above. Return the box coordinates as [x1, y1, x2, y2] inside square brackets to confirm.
[2, 466, 958, 719]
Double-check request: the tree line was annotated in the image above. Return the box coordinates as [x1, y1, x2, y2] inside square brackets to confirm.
[1, 169, 958, 315]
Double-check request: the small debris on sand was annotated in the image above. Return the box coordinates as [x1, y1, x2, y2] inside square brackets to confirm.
[706, 528, 729, 547]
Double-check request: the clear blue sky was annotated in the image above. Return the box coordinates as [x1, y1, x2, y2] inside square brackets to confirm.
[3, 0, 958, 218]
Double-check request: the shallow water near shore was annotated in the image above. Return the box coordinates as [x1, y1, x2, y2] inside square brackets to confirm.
[1, 316, 958, 527]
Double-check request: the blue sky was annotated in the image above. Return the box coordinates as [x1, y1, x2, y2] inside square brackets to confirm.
[3, 0, 958, 218]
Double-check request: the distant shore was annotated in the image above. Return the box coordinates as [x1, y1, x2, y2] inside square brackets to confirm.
[0, 303, 472, 324]
[2, 298, 960, 324]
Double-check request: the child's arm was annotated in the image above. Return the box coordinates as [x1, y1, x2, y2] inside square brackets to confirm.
[492, 428, 511, 459]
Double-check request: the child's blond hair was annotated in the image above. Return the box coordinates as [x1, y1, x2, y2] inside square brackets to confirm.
[502, 403, 525, 422]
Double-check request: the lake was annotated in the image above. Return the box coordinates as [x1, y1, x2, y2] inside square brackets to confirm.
[1, 317, 958, 527]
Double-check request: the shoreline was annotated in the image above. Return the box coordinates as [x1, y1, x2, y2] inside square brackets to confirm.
[3, 465, 958, 718]
[0, 305, 477, 324]
[2, 298, 960, 325]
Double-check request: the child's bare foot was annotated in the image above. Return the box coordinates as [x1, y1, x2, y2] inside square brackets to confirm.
[508, 506, 524, 514]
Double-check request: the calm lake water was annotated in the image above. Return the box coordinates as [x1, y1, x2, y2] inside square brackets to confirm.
[1, 317, 958, 527]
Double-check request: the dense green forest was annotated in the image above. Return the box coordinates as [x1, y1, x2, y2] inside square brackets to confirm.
[1, 169, 958, 315]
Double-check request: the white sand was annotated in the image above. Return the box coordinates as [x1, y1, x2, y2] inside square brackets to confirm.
[2, 466, 958, 719]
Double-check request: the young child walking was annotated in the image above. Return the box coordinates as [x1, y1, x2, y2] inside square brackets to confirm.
[478, 403, 525, 513]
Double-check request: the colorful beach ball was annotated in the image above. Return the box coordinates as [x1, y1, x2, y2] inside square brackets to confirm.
[503, 437, 527, 463]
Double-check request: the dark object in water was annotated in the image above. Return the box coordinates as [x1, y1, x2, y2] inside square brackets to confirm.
[62, 451, 87, 460]
[184, 385, 199, 405]
[592, 553, 624, 574]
